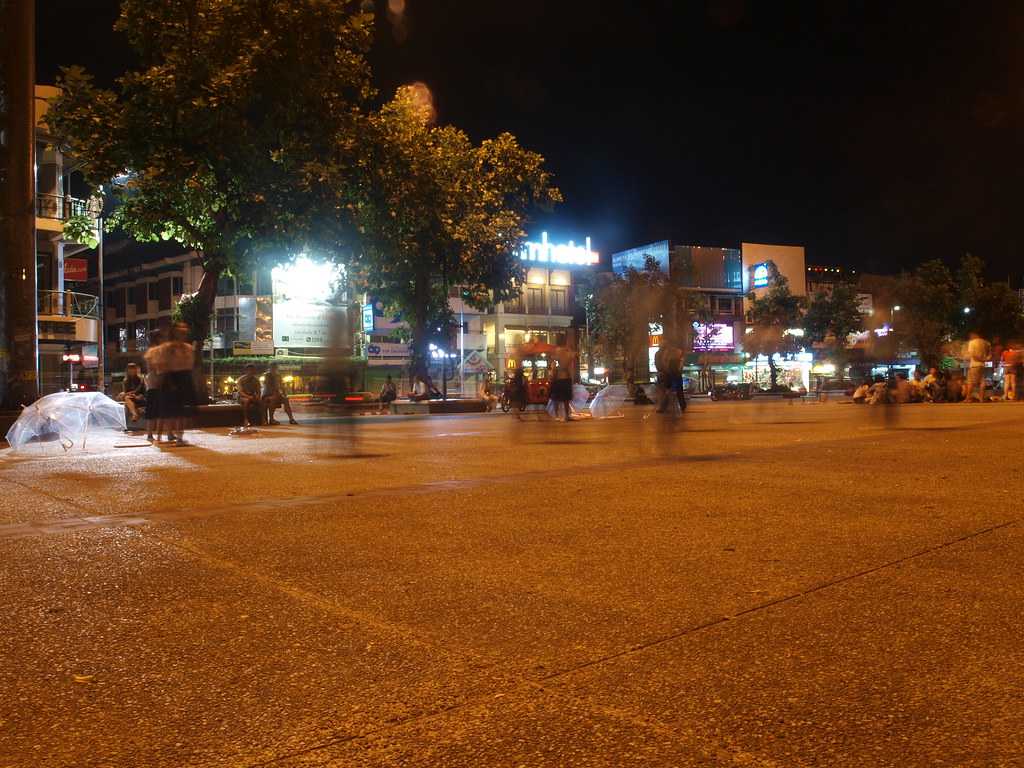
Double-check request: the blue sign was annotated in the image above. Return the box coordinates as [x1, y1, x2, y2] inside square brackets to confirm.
[362, 304, 374, 333]
[752, 263, 770, 288]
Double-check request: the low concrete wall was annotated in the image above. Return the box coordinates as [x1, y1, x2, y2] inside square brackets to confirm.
[390, 399, 487, 415]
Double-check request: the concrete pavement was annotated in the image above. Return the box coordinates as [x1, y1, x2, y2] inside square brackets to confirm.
[1, 401, 1022, 767]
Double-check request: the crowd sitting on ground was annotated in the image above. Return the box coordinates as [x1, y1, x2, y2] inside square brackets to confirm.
[850, 335, 1022, 404]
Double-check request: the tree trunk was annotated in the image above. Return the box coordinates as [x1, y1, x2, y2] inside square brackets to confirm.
[410, 271, 430, 379]
[768, 355, 779, 388]
[191, 262, 221, 404]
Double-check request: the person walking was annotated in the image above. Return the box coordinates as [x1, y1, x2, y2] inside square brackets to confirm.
[263, 362, 298, 425]
[965, 331, 991, 402]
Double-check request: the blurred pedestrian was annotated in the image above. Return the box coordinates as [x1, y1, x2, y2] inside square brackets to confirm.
[1001, 342, 1018, 401]
[852, 378, 871, 404]
[548, 347, 574, 422]
[965, 331, 991, 402]
[263, 362, 297, 425]
[143, 330, 164, 441]
[160, 322, 196, 444]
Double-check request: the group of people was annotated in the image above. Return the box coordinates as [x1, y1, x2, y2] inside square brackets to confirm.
[851, 334, 1024, 405]
[235, 362, 298, 427]
[116, 322, 196, 444]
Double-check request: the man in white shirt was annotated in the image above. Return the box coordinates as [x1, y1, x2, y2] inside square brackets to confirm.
[965, 332, 991, 402]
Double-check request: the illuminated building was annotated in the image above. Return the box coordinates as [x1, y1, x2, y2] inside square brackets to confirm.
[32, 86, 104, 394]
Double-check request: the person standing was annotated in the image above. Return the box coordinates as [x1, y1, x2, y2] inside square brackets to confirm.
[548, 347, 574, 422]
[965, 331, 991, 402]
[160, 323, 197, 444]
[1001, 342, 1018, 401]
[142, 330, 164, 441]
[263, 362, 298, 425]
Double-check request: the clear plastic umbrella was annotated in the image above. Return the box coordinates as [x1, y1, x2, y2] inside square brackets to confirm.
[5, 392, 126, 451]
[588, 384, 628, 419]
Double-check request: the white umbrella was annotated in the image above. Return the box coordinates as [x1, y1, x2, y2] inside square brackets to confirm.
[588, 384, 628, 419]
[5, 392, 126, 451]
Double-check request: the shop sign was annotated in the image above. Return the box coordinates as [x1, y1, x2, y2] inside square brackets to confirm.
[362, 304, 374, 333]
[856, 293, 873, 315]
[752, 263, 770, 288]
[64, 258, 88, 282]
[520, 231, 598, 267]
[460, 350, 492, 374]
[367, 342, 410, 358]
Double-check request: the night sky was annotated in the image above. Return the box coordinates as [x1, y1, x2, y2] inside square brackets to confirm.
[38, 1, 1023, 281]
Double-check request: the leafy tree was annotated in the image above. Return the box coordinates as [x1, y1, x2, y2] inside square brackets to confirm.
[744, 261, 806, 388]
[689, 294, 719, 391]
[592, 257, 685, 384]
[346, 86, 560, 374]
[894, 259, 956, 368]
[954, 253, 1023, 342]
[46, 0, 374, 332]
[803, 283, 864, 382]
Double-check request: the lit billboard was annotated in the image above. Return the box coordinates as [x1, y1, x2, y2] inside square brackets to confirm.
[272, 257, 343, 349]
[692, 322, 735, 351]
[612, 240, 670, 276]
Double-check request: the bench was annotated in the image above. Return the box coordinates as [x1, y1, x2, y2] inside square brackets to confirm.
[389, 399, 488, 415]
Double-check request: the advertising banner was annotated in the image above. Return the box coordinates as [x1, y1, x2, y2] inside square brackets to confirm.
[271, 258, 343, 349]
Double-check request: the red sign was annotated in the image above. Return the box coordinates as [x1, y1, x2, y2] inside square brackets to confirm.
[64, 258, 88, 282]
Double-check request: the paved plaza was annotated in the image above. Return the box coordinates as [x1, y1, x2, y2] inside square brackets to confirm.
[1, 401, 1022, 767]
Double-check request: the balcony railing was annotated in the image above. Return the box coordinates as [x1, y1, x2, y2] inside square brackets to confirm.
[36, 193, 101, 221]
[38, 290, 100, 319]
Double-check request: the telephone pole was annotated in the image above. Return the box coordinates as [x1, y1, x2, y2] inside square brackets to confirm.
[1, 0, 40, 407]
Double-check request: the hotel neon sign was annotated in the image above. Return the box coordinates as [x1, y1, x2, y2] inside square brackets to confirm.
[520, 232, 598, 267]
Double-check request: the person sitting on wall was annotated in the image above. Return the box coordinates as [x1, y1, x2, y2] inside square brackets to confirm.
[479, 374, 498, 412]
[119, 362, 147, 425]
[409, 374, 430, 402]
[236, 364, 262, 427]
[378, 374, 398, 413]
[263, 362, 298, 425]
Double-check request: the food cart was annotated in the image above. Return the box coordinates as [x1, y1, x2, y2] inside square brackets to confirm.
[501, 340, 557, 411]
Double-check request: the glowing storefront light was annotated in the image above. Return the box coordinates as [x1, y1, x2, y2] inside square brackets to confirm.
[520, 232, 598, 266]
